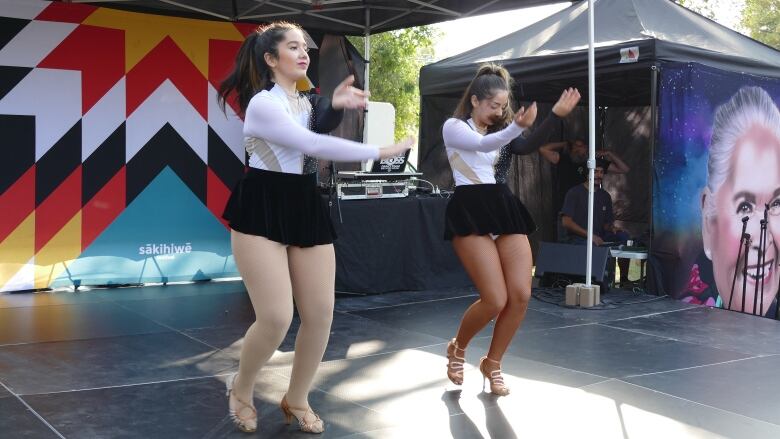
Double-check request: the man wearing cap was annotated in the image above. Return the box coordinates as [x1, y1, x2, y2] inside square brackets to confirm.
[539, 140, 630, 236]
[560, 158, 631, 286]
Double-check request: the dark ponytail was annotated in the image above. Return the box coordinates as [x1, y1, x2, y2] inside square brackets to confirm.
[452, 63, 515, 130]
[218, 21, 302, 115]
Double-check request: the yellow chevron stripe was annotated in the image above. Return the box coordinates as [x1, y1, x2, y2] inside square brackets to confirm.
[34, 212, 82, 289]
[84, 8, 245, 76]
[0, 212, 35, 289]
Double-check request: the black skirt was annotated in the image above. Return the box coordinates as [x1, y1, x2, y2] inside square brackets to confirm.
[444, 183, 536, 240]
[223, 168, 336, 247]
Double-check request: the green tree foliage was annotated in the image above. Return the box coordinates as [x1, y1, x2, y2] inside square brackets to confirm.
[349, 27, 439, 140]
[741, 0, 780, 49]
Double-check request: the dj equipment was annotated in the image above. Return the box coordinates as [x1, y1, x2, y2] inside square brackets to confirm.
[336, 180, 410, 200]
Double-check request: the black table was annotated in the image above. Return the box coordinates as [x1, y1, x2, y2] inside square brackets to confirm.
[330, 195, 471, 293]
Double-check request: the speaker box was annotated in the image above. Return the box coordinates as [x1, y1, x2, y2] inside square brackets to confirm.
[535, 242, 610, 290]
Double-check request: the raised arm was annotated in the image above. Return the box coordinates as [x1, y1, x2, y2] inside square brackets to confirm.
[539, 141, 567, 164]
[507, 113, 563, 156]
[442, 118, 525, 153]
[525, 87, 581, 159]
[244, 93, 379, 162]
[308, 94, 343, 134]
[598, 150, 630, 174]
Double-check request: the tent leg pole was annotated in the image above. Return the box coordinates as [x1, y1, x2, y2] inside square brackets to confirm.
[363, 9, 370, 144]
[649, 64, 659, 294]
[585, 0, 595, 288]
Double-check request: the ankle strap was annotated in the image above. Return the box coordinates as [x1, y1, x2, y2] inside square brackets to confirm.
[483, 356, 501, 365]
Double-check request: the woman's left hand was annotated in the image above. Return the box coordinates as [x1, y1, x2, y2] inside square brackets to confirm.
[552, 88, 581, 117]
[332, 75, 370, 110]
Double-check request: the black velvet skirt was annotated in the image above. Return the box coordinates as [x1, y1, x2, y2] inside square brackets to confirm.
[444, 183, 536, 240]
[223, 168, 335, 247]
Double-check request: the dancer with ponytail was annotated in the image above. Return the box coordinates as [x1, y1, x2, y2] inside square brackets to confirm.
[442, 63, 580, 395]
[218, 22, 412, 433]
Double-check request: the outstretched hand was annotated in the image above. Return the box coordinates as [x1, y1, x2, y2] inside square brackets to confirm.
[332, 75, 370, 110]
[552, 88, 581, 117]
[379, 137, 415, 159]
[513, 102, 538, 128]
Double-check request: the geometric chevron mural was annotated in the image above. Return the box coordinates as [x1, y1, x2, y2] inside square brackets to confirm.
[0, 0, 253, 291]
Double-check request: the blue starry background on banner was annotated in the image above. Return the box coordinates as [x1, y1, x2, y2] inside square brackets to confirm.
[653, 63, 780, 235]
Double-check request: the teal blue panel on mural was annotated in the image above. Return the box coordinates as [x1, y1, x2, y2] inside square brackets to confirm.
[53, 167, 237, 287]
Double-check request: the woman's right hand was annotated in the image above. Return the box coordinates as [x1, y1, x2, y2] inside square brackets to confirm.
[513, 102, 538, 128]
[379, 137, 415, 159]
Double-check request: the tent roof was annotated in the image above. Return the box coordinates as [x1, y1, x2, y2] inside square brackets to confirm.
[421, 0, 780, 97]
[76, 0, 564, 35]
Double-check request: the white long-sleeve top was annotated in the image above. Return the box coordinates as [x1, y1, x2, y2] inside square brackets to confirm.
[244, 84, 380, 174]
[442, 118, 525, 186]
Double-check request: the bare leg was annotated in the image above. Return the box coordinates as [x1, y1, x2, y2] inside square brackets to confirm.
[451, 235, 508, 348]
[487, 234, 532, 362]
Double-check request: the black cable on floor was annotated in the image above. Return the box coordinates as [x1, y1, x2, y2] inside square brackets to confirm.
[532, 287, 669, 310]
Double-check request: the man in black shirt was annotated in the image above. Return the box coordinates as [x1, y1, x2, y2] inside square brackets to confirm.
[560, 159, 630, 286]
[540, 139, 630, 230]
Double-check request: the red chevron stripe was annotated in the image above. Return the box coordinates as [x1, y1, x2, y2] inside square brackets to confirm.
[126, 36, 207, 119]
[38, 25, 125, 115]
[207, 167, 230, 229]
[35, 166, 81, 252]
[209, 39, 242, 115]
[234, 23, 258, 37]
[0, 166, 35, 244]
[36, 2, 97, 24]
[82, 166, 125, 250]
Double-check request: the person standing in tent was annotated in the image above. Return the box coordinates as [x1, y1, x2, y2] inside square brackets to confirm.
[217, 22, 412, 434]
[442, 63, 580, 395]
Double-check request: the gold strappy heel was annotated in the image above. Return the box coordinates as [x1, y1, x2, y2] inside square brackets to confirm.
[225, 373, 257, 433]
[479, 356, 510, 396]
[446, 338, 466, 385]
[280, 394, 324, 434]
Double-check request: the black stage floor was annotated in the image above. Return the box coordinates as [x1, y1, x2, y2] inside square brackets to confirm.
[2, 281, 780, 438]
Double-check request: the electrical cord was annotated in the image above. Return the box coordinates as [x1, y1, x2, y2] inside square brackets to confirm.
[532, 286, 669, 310]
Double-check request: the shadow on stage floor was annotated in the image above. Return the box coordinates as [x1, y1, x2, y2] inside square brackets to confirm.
[2, 281, 780, 438]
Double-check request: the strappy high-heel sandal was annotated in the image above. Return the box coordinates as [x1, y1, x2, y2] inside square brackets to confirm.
[446, 338, 466, 385]
[479, 356, 510, 396]
[280, 394, 324, 434]
[225, 373, 257, 433]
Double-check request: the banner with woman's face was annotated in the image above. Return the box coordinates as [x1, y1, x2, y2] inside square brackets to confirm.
[654, 63, 780, 317]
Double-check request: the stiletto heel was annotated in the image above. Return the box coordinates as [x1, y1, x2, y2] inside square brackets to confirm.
[280, 394, 324, 434]
[225, 373, 258, 433]
[479, 356, 510, 396]
[446, 338, 466, 385]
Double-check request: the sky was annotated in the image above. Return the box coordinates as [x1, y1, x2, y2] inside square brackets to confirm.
[430, 0, 747, 62]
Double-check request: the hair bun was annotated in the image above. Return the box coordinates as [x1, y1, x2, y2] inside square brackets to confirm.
[475, 63, 510, 83]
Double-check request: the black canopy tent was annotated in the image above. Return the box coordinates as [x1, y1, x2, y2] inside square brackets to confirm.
[420, 0, 780, 174]
[418, 0, 780, 291]
[76, 0, 566, 143]
[420, 0, 780, 102]
[73, 0, 561, 35]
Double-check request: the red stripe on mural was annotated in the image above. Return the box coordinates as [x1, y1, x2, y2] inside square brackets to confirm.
[207, 167, 230, 229]
[126, 36, 207, 119]
[38, 25, 125, 115]
[35, 166, 82, 252]
[208, 39, 243, 116]
[0, 166, 35, 244]
[36, 2, 97, 24]
[82, 166, 126, 250]
[233, 23, 258, 37]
